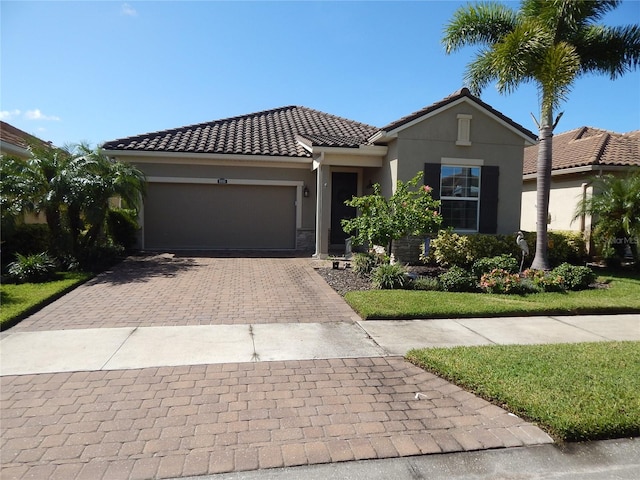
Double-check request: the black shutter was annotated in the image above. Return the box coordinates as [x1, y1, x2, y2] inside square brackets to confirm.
[423, 163, 441, 199]
[479, 165, 499, 233]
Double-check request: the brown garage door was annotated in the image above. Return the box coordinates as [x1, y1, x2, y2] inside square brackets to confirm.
[144, 183, 296, 250]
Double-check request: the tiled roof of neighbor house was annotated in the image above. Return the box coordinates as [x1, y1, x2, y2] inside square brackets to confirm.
[0, 121, 45, 150]
[523, 127, 640, 175]
[102, 106, 379, 158]
[379, 88, 537, 141]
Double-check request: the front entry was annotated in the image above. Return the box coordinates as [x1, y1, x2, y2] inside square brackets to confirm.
[330, 172, 358, 246]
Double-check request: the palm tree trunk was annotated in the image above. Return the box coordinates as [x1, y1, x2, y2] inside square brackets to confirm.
[530, 121, 553, 271]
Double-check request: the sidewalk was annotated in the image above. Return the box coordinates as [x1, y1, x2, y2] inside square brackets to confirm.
[2, 314, 638, 376]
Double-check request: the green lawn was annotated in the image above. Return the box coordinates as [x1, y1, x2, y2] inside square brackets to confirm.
[0, 272, 93, 330]
[345, 272, 640, 319]
[406, 341, 640, 442]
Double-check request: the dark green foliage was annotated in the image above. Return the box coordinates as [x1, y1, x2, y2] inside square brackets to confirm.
[472, 254, 519, 278]
[106, 208, 139, 251]
[552, 263, 597, 291]
[371, 263, 411, 290]
[1, 223, 51, 268]
[438, 266, 478, 292]
[74, 244, 124, 273]
[7, 252, 58, 283]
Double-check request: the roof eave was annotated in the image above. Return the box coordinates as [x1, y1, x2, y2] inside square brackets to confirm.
[103, 149, 313, 165]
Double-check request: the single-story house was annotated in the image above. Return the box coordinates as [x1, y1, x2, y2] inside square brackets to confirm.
[102, 88, 536, 257]
[521, 127, 640, 244]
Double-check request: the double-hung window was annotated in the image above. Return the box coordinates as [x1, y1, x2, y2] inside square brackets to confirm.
[439, 165, 480, 231]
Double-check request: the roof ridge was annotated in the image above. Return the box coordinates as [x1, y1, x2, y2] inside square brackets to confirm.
[591, 132, 611, 165]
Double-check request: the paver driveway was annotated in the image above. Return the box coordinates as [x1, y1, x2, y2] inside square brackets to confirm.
[9, 254, 360, 332]
[1, 254, 553, 480]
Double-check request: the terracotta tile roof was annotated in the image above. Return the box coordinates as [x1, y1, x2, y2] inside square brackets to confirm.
[523, 127, 640, 175]
[102, 106, 378, 158]
[378, 88, 537, 141]
[0, 121, 48, 150]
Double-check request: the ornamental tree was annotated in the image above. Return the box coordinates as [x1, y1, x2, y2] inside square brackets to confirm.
[341, 172, 442, 256]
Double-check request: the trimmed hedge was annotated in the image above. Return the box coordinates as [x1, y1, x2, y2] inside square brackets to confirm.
[422, 230, 586, 268]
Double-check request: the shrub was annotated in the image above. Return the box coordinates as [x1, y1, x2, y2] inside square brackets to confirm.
[413, 276, 441, 291]
[75, 243, 124, 272]
[479, 268, 535, 294]
[423, 230, 587, 268]
[522, 269, 565, 292]
[438, 266, 478, 292]
[7, 252, 58, 283]
[1, 223, 52, 268]
[472, 254, 519, 278]
[371, 263, 411, 289]
[106, 208, 139, 251]
[552, 263, 596, 291]
[352, 252, 385, 277]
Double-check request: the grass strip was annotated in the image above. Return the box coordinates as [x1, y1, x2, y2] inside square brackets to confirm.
[406, 341, 640, 442]
[345, 273, 640, 319]
[1, 272, 93, 330]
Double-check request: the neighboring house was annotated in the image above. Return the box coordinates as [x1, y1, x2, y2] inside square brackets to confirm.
[0, 121, 52, 224]
[0, 121, 39, 159]
[521, 127, 640, 243]
[102, 88, 536, 257]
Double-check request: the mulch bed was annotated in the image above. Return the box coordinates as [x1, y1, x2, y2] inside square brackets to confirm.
[315, 264, 445, 296]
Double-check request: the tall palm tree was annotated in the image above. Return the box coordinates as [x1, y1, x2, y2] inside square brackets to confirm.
[443, 0, 640, 270]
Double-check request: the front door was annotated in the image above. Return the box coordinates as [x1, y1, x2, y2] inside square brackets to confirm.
[330, 172, 358, 246]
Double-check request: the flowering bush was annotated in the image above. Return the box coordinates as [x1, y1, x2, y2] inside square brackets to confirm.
[479, 268, 532, 294]
[522, 269, 565, 292]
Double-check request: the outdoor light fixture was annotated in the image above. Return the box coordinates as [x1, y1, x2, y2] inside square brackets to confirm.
[303, 186, 309, 197]
[366, 180, 374, 190]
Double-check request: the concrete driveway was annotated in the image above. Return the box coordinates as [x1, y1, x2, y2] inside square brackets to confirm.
[9, 254, 361, 332]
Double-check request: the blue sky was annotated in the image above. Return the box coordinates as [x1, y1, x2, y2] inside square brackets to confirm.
[2, 0, 639, 148]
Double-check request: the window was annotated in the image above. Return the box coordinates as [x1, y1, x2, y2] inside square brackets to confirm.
[440, 165, 480, 231]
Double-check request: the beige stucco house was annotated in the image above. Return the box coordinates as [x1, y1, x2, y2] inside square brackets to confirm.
[102, 88, 536, 257]
[521, 127, 640, 244]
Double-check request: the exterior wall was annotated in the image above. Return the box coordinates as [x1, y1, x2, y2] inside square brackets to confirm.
[388, 101, 528, 234]
[521, 173, 596, 233]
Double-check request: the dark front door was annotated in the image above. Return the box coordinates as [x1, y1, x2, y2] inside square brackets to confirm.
[330, 172, 358, 245]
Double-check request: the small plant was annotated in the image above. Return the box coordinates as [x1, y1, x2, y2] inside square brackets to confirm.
[552, 263, 596, 291]
[472, 254, 519, 278]
[352, 252, 383, 277]
[7, 252, 58, 283]
[413, 276, 441, 291]
[371, 263, 410, 289]
[438, 266, 477, 292]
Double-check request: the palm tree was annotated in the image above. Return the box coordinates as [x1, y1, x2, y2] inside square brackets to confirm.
[443, 0, 640, 270]
[1, 142, 145, 257]
[574, 169, 640, 263]
[69, 144, 146, 250]
[1, 143, 74, 253]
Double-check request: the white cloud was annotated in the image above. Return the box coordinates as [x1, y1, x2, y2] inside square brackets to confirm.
[121, 3, 137, 17]
[0, 109, 21, 120]
[24, 109, 60, 121]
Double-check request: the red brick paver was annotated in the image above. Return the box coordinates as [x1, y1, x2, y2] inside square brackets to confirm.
[0, 357, 551, 480]
[10, 255, 357, 332]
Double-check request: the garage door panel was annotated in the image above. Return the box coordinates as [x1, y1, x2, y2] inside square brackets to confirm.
[144, 183, 296, 249]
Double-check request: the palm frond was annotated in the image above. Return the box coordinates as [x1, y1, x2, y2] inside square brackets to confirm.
[442, 2, 517, 53]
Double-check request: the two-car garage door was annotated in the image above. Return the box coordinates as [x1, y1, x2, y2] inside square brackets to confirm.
[143, 183, 296, 250]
